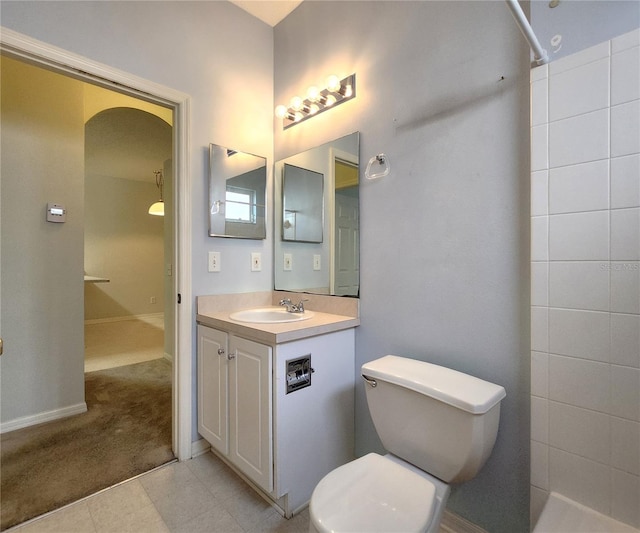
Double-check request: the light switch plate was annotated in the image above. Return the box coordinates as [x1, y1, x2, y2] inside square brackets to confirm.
[313, 254, 321, 271]
[208, 251, 221, 272]
[251, 252, 262, 272]
[283, 253, 292, 271]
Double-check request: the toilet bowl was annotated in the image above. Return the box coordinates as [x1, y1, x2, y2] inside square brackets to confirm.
[309, 355, 506, 533]
[309, 453, 450, 533]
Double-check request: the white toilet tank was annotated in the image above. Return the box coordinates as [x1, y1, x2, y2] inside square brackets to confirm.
[362, 355, 506, 484]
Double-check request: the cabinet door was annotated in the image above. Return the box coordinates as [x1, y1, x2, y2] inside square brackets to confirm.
[229, 335, 273, 492]
[197, 325, 228, 455]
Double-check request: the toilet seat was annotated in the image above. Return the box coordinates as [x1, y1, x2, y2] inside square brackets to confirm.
[309, 453, 437, 533]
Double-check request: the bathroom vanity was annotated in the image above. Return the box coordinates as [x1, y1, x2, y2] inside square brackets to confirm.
[196, 292, 359, 517]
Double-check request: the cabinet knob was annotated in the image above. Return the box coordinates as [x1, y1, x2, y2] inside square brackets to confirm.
[217, 348, 225, 356]
[227, 349, 237, 360]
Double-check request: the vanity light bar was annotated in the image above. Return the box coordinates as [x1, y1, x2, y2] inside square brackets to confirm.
[275, 74, 356, 130]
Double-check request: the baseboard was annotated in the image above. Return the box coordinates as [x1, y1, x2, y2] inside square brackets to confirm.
[84, 313, 164, 325]
[0, 402, 87, 434]
[191, 438, 211, 458]
[440, 510, 488, 533]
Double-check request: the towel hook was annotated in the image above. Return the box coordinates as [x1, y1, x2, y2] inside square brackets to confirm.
[365, 153, 390, 180]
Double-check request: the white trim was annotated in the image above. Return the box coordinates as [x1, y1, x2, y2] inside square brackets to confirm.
[84, 313, 164, 325]
[175, 95, 193, 461]
[440, 510, 488, 533]
[0, 27, 193, 461]
[328, 147, 359, 294]
[191, 438, 211, 458]
[0, 402, 87, 434]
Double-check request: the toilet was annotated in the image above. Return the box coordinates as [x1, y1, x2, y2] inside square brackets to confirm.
[309, 355, 506, 533]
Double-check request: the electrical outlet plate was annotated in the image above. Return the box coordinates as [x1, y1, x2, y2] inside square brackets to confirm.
[283, 253, 292, 271]
[208, 251, 221, 272]
[251, 252, 262, 272]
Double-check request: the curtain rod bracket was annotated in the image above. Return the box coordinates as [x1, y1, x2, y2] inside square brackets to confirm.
[505, 0, 549, 67]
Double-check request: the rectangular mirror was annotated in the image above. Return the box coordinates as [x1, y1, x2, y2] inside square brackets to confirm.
[282, 163, 324, 243]
[275, 132, 359, 297]
[209, 144, 266, 239]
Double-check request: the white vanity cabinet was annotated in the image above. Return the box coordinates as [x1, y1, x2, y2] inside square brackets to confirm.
[197, 320, 355, 517]
[197, 325, 273, 492]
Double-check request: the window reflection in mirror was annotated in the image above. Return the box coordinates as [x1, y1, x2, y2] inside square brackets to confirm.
[275, 132, 359, 297]
[209, 144, 266, 239]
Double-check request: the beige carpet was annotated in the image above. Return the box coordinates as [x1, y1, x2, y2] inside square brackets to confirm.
[0, 359, 174, 531]
[84, 316, 165, 372]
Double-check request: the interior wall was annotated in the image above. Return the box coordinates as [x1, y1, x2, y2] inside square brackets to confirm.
[530, 28, 640, 528]
[0, 56, 86, 428]
[531, 0, 640, 62]
[274, 2, 531, 531]
[84, 106, 171, 322]
[84, 174, 165, 321]
[0, 0, 274, 441]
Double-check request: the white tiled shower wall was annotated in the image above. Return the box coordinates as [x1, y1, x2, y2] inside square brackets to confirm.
[530, 28, 640, 528]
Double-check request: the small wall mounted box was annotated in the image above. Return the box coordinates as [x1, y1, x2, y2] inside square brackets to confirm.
[46, 203, 66, 223]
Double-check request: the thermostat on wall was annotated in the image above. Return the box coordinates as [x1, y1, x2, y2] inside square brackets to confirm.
[46, 203, 66, 223]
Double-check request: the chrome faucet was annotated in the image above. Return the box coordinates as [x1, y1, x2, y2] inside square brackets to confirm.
[279, 298, 309, 313]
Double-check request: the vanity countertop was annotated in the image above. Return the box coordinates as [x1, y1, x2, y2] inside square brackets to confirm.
[196, 309, 359, 345]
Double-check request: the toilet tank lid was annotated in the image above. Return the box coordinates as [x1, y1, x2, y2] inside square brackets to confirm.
[362, 355, 506, 414]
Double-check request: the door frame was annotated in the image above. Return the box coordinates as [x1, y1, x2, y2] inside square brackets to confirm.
[328, 147, 359, 295]
[0, 27, 193, 461]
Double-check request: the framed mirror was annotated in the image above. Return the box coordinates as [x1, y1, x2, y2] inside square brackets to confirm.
[275, 132, 359, 297]
[282, 163, 324, 243]
[209, 144, 267, 239]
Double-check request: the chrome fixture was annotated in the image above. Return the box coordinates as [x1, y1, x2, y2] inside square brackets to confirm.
[275, 74, 356, 129]
[365, 153, 391, 180]
[279, 298, 309, 313]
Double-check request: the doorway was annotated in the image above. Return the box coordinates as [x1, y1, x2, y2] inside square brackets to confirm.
[0, 53, 181, 529]
[84, 105, 173, 373]
[0, 28, 193, 526]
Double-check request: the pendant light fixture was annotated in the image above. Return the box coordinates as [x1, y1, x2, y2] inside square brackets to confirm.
[148, 170, 164, 216]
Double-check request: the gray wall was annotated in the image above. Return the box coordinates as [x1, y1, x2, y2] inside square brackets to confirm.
[1, 0, 274, 440]
[274, 2, 531, 531]
[1, 0, 275, 295]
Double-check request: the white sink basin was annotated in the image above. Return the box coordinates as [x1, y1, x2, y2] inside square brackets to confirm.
[229, 307, 314, 324]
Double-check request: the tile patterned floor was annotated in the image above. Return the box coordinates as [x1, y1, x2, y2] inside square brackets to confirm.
[13, 318, 454, 533]
[9, 452, 311, 533]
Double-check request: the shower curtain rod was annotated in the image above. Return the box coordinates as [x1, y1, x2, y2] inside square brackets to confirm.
[505, 0, 549, 66]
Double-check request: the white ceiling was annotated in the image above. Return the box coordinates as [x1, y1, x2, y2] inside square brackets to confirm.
[229, 0, 302, 26]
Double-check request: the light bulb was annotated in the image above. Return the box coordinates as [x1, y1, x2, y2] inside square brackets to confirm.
[290, 96, 304, 111]
[294, 111, 304, 122]
[309, 103, 320, 115]
[275, 105, 288, 119]
[307, 86, 320, 102]
[327, 75, 341, 92]
[325, 94, 337, 107]
[344, 84, 353, 97]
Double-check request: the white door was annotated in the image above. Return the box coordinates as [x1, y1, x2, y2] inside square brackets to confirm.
[197, 325, 228, 455]
[229, 335, 273, 492]
[334, 190, 360, 296]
